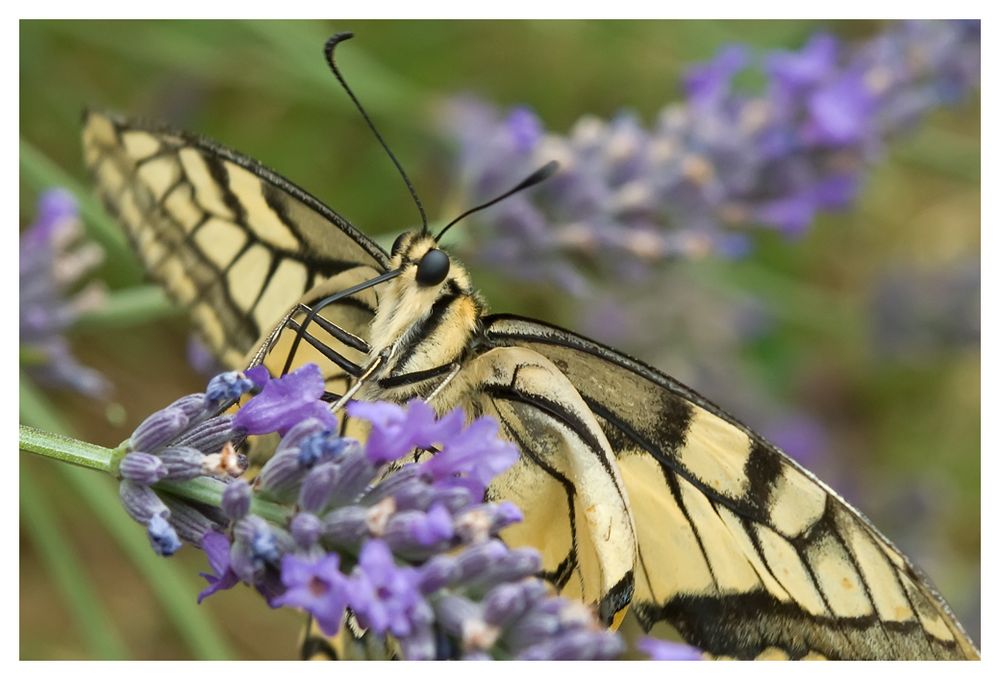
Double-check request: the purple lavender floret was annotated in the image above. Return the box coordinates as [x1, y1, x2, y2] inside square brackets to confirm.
[20, 188, 110, 396]
[197, 530, 240, 603]
[274, 553, 350, 635]
[441, 20, 980, 292]
[233, 362, 336, 435]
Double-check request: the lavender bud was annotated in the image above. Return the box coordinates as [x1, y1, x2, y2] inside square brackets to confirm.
[277, 417, 331, 452]
[453, 540, 509, 586]
[232, 516, 288, 576]
[383, 505, 454, 558]
[389, 479, 434, 512]
[298, 462, 337, 513]
[229, 540, 259, 582]
[434, 593, 481, 637]
[435, 593, 482, 637]
[326, 448, 378, 505]
[130, 406, 189, 452]
[418, 554, 458, 594]
[147, 514, 182, 556]
[161, 496, 219, 544]
[361, 465, 421, 506]
[290, 512, 322, 548]
[504, 606, 560, 651]
[166, 393, 211, 422]
[157, 446, 205, 481]
[517, 629, 624, 660]
[119, 480, 169, 523]
[221, 479, 251, 520]
[174, 414, 237, 452]
[483, 580, 548, 627]
[399, 624, 436, 661]
[297, 432, 355, 468]
[322, 505, 369, 547]
[429, 485, 474, 513]
[257, 446, 307, 499]
[119, 452, 167, 484]
[204, 371, 253, 407]
[480, 548, 542, 587]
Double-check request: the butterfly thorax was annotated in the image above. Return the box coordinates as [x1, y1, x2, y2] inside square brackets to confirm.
[360, 231, 485, 403]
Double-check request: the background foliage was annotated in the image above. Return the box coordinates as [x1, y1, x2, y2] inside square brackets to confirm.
[20, 20, 979, 659]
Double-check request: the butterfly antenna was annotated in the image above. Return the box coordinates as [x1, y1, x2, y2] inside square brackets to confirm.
[435, 160, 559, 242]
[325, 33, 428, 232]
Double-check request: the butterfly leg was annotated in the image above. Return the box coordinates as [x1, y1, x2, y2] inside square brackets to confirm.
[281, 302, 371, 377]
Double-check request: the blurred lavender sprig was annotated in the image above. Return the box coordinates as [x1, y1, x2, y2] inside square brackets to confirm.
[116, 363, 624, 660]
[20, 188, 110, 396]
[443, 20, 979, 293]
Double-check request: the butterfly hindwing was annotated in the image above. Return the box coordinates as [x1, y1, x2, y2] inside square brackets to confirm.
[82, 110, 389, 369]
[482, 313, 978, 660]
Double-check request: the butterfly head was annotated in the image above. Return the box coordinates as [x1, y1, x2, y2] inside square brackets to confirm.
[367, 230, 480, 361]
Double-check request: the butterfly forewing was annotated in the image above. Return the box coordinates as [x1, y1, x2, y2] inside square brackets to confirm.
[81, 110, 389, 369]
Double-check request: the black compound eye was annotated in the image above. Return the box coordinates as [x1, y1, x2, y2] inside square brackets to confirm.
[415, 248, 450, 286]
[391, 232, 408, 257]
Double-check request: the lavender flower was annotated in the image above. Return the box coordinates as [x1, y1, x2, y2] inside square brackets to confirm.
[442, 21, 980, 292]
[114, 366, 271, 554]
[275, 554, 350, 635]
[20, 188, 109, 396]
[197, 530, 240, 603]
[122, 361, 623, 659]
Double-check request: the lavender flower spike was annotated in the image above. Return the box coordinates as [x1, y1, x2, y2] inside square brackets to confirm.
[20, 188, 109, 396]
[442, 21, 980, 291]
[121, 367, 628, 658]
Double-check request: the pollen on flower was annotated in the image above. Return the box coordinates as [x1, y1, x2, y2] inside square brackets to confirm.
[202, 441, 245, 477]
[365, 497, 397, 536]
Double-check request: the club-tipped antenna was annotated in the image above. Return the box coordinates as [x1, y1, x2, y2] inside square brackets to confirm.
[435, 160, 559, 242]
[325, 32, 428, 232]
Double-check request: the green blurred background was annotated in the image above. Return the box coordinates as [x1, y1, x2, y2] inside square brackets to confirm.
[20, 20, 979, 659]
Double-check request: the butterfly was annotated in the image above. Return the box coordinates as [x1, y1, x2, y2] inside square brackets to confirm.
[81, 32, 978, 660]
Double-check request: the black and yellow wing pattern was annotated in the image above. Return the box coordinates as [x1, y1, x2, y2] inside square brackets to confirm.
[81, 110, 388, 379]
[483, 314, 978, 660]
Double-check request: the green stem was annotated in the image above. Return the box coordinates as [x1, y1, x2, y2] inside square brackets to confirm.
[19, 424, 113, 473]
[18, 424, 291, 525]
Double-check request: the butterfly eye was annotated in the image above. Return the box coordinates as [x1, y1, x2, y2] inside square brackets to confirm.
[415, 248, 450, 286]
[391, 233, 408, 257]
